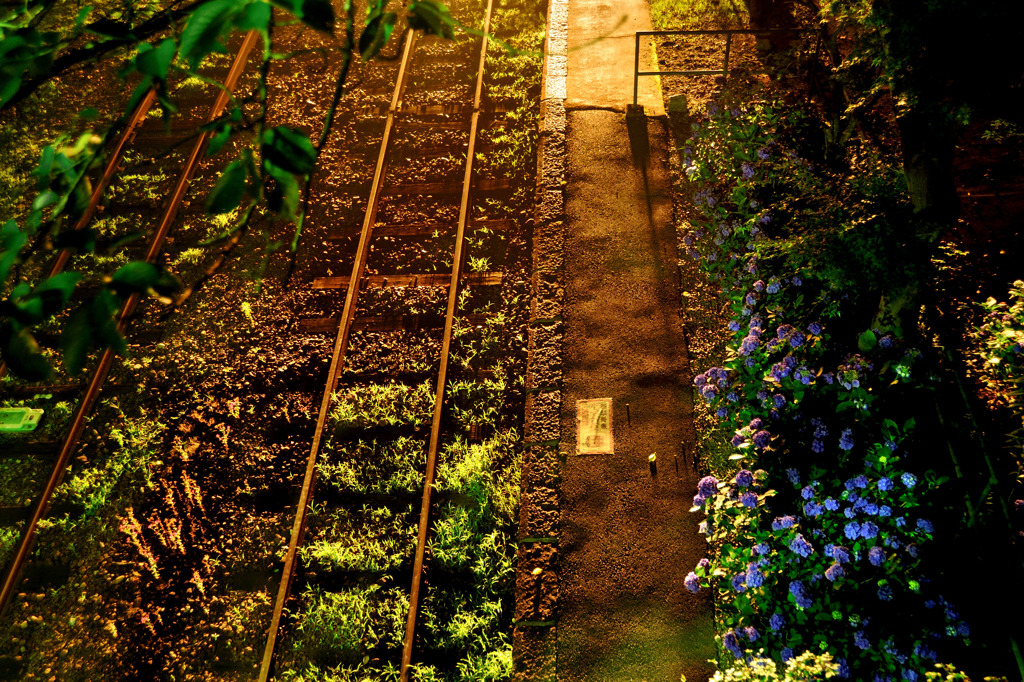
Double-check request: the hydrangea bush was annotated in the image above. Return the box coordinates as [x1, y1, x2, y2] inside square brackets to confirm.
[681, 100, 974, 680]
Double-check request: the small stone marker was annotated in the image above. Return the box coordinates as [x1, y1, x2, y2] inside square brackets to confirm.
[576, 398, 613, 454]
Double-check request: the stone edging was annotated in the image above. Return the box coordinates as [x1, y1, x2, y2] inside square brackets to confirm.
[513, 0, 568, 678]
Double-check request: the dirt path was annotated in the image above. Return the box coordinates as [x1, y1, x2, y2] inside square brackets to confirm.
[551, 0, 716, 679]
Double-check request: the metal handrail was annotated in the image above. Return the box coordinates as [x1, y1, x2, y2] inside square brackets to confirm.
[632, 28, 821, 107]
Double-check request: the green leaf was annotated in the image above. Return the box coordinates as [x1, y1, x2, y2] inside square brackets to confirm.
[179, 0, 239, 69]
[271, 0, 335, 32]
[261, 126, 317, 175]
[31, 272, 81, 320]
[407, 0, 455, 38]
[236, 1, 272, 32]
[206, 158, 248, 214]
[110, 261, 160, 296]
[0, 323, 50, 381]
[0, 220, 27, 283]
[857, 329, 877, 352]
[135, 38, 177, 80]
[359, 11, 398, 61]
[52, 225, 97, 253]
[60, 290, 126, 376]
[264, 159, 300, 220]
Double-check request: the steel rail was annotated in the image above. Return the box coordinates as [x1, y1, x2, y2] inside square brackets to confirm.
[0, 88, 158, 382]
[257, 29, 419, 682]
[400, 0, 494, 677]
[0, 29, 260, 616]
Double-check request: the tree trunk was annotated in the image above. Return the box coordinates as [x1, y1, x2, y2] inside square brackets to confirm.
[896, 110, 960, 227]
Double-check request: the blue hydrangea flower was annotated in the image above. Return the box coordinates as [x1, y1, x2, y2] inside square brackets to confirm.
[824, 498, 840, 511]
[728, 320, 741, 332]
[766, 279, 781, 294]
[825, 563, 845, 582]
[917, 518, 934, 533]
[812, 439, 824, 453]
[902, 472, 917, 489]
[773, 394, 786, 408]
[906, 543, 919, 558]
[692, 493, 707, 508]
[716, 407, 728, 418]
[839, 429, 855, 451]
[844, 522, 861, 540]
[746, 563, 764, 588]
[878, 505, 892, 517]
[698, 476, 718, 497]
[789, 580, 812, 609]
[684, 572, 700, 592]
[844, 507, 857, 519]
[957, 622, 970, 637]
[789, 534, 814, 558]
[754, 543, 770, 556]
[808, 321, 822, 335]
[804, 501, 823, 517]
[860, 521, 879, 539]
[735, 469, 754, 487]
[895, 516, 906, 528]
[743, 626, 759, 642]
[854, 630, 870, 650]
[869, 547, 885, 567]
[772, 515, 796, 530]
[781, 648, 794, 662]
[837, 659, 850, 678]
[740, 491, 758, 508]
[722, 630, 743, 658]
[786, 468, 800, 485]
[753, 430, 771, 449]
[731, 574, 746, 592]
[878, 584, 893, 601]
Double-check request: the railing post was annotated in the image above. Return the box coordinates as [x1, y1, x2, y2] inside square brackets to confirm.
[633, 32, 640, 107]
[723, 32, 732, 81]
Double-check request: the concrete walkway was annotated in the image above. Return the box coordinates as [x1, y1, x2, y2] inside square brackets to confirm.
[555, 0, 715, 680]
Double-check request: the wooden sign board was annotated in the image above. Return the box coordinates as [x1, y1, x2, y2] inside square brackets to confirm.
[577, 398, 613, 455]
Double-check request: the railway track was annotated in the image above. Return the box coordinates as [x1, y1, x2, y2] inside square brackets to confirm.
[0, 0, 540, 676]
[256, 1, 524, 678]
[0, 26, 260, 627]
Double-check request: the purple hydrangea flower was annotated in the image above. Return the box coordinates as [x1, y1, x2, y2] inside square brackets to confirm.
[825, 563, 845, 582]
[869, 547, 885, 567]
[753, 430, 771, 449]
[685, 571, 700, 592]
[758, 147, 770, 160]
[698, 557, 710, 570]
[735, 469, 754, 487]
[743, 626, 759, 642]
[753, 280, 765, 292]
[692, 493, 707, 508]
[740, 491, 758, 508]
[698, 476, 718, 497]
